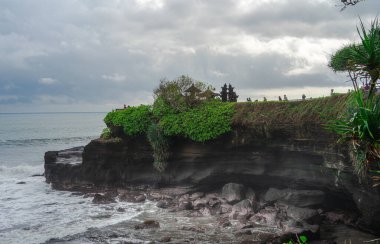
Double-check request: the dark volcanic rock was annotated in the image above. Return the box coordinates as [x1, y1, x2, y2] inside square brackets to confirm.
[230, 199, 253, 219]
[44, 126, 380, 234]
[193, 198, 208, 210]
[159, 236, 171, 242]
[157, 200, 171, 209]
[284, 205, 320, 224]
[134, 220, 160, 230]
[245, 188, 256, 201]
[178, 200, 193, 211]
[221, 183, 246, 204]
[119, 192, 146, 203]
[44, 147, 84, 186]
[264, 188, 325, 207]
[117, 207, 125, 212]
[92, 193, 116, 204]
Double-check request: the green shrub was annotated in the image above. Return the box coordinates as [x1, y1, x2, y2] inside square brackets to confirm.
[103, 105, 152, 136]
[100, 127, 111, 139]
[147, 123, 170, 172]
[152, 96, 177, 119]
[102, 76, 235, 171]
[327, 91, 380, 185]
[160, 100, 235, 142]
[154, 75, 210, 112]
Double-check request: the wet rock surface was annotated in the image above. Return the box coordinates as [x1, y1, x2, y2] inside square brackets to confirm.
[43, 183, 380, 243]
[134, 220, 160, 230]
[92, 193, 116, 204]
[264, 188, 325, 207]
[221, 183, 246, 204]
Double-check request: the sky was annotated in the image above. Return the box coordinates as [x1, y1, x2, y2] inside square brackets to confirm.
[0, 0, 379, 112]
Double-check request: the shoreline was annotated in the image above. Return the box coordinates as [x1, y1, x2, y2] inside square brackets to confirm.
[48, 182, 380, 243]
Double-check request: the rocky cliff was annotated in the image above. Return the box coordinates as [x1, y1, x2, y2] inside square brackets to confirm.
[45, 120, 380, 234]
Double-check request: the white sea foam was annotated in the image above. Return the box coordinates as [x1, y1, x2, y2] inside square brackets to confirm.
[0, 174, 144, 244]
[0, 164, 43, 177]
[0, 112, 129, 244]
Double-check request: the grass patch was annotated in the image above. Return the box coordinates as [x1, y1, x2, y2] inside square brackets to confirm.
[233, 94, 354, 128]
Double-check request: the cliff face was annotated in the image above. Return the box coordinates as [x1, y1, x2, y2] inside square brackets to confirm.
[44, 123, 380, 233]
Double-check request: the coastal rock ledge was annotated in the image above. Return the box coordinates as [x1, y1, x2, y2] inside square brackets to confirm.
[45, 126, 380, 237]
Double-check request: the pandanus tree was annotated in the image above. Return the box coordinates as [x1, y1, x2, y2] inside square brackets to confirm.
[328, 18, 380, 186]
[329, 18, 380, 98]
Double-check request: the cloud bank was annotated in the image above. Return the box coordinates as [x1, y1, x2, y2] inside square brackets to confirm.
[0, 0, 379, 112]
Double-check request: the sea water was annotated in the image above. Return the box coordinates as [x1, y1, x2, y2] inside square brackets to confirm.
[0, 113, 144, 244]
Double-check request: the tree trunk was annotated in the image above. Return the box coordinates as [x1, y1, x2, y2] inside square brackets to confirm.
[368, 71, 379, 99]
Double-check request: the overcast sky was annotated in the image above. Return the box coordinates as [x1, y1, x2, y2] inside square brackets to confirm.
[0, 0, 379, 112]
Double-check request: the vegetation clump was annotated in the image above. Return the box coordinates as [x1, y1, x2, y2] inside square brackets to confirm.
[104, 105, 152, 136]
[146, 123, 170, 172]
[328, 18, 380, 186]
[159, 100, 235, 142]
[103, 75, 236, 171]
[233, 94, 353, 128]
[100, 127, 111, 139]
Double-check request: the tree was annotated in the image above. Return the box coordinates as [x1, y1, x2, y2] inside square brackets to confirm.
[153, 75, 209, 115]
[338, 0, 365, 11]
[329, 18, 380, 98]
[328, 18, 380, 187]
[220, 84, 228, 102]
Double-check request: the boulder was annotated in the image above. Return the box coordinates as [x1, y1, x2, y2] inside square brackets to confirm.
[159, 236, 171, 242]
[134, 220, 160, 230]
[220, 203, 233, 214]
[117, 207, 125, 212]
[264, 188, 324, 207]
[157, 200, 171, 209]
[208, 198, 221, 207]
[178, 194, 190, 202]
[281, 222, 320, 237]
[92, 193, 116, 204]
[221, 183, 246, 204]
[200, 207, 212, 216]
[250, 206, 279, 227]
[230, 199, 253, 219]
[189, 192, 204, 200]
[284, 205, 320, 224]
[245, 188, 256, 201]
[178, 200, 193, 211]
[193, 198, 208, 210]
[135, 195, 146, 202]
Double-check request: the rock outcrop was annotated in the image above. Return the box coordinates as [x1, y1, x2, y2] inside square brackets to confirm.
[44, 126, 380, 234]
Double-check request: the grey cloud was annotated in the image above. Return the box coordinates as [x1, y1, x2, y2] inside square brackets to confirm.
[0, 0, 379, 112]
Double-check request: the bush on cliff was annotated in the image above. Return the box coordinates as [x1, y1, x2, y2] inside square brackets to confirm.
[103, 76, 237, 171]
[159, 100, 235, 142]
[104, 105, 152, 136]
[147, 123, 170, 172]
[328, 91, 380, 183]
[150, 75, 235, 142]
[100, 127, 111, 139]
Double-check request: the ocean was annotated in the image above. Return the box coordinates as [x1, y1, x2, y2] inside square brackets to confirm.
[0, 113, 146, 244]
